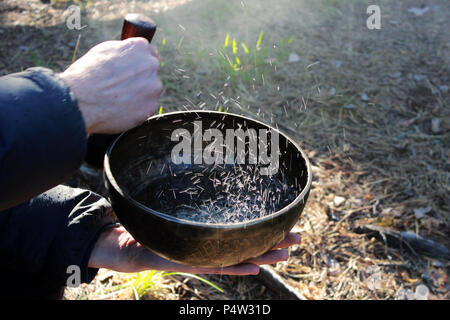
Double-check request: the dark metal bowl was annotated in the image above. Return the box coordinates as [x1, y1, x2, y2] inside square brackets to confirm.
[104, 111, 312, 267]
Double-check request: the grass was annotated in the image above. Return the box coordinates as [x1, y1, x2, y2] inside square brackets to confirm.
[112, 271, 223, 300]
[154, 28, 296, 118]
[215, 31, 273, 85]
[29, 50, 44, 67]
[173, 30, 294, 86]
[50, 0, 94, 7]
[128, 270, 166, 299]
[65, 269, 223, 300]
[108, 270, 168, 299]
[164, 273, 224, 293]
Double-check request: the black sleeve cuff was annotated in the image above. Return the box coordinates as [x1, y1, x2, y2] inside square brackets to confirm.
[80, 222, 121, 283]
[41, 186, 119, 285]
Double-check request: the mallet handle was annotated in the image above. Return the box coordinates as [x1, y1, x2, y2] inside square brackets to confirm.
[121, 13, 157, 42]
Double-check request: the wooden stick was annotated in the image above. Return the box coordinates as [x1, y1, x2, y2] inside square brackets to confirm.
[354, 224, 450, 260]
[255, 265, 307, 300]
[71, 34, 81, 63]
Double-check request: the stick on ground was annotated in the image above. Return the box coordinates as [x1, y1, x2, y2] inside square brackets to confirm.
[354, 224, 450, 261]
[255, 265, 307, 300]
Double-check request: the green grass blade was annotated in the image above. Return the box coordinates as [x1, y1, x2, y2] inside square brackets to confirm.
[241, 42, 249, 54]
[163, 272, 224, 293]
[223, 33, 230, 48]
[256, 31, 264, 49]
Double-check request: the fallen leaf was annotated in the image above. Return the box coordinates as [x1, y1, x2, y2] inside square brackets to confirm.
[413, 206, 432, 219]
[438, 85, 449, 93]
[397, 288, 415, 300]
[288, 53, 300, 63]
[431, 118, 441, 134]
[401, 271, 419, 284]
[399, 117, 417, 127]
[333, 196, 346, 207]
[413, 74, 427, 81]
[376, 216, 395, 227]
[408, 7, 430, 16]
[361, 93, 369, 102]
[414, 284, 430, 300]
[388, 72, 401, 79]
[432, 260, 444, 268]
[331, 59, 342, 68]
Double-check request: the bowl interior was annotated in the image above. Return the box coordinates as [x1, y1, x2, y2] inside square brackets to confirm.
[107, 111, 310, 225]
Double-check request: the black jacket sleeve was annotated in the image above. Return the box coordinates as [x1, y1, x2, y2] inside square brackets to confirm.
[0, 185, 118, 298]
[0, 67, 87, 211]
[0, 68, 119, 298]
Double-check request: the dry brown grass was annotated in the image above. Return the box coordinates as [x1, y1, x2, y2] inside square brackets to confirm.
[1, 0, 448, 300]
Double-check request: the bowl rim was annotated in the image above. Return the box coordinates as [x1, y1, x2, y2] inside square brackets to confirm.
[104, 110, 312, 229]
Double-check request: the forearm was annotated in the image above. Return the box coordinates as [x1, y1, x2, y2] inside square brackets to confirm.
[0, 67, 87, 210]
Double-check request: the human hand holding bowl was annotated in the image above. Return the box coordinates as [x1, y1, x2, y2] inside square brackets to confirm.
[89, 226, 300, 275]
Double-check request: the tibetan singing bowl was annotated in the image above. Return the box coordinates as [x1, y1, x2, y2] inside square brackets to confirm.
[104, 110, 312, 267]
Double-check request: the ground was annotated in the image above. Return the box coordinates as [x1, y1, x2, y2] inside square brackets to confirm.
[1, 0, 448, 300]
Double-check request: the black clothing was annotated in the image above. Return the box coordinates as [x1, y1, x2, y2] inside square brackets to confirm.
[0, 68, 117, 299]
